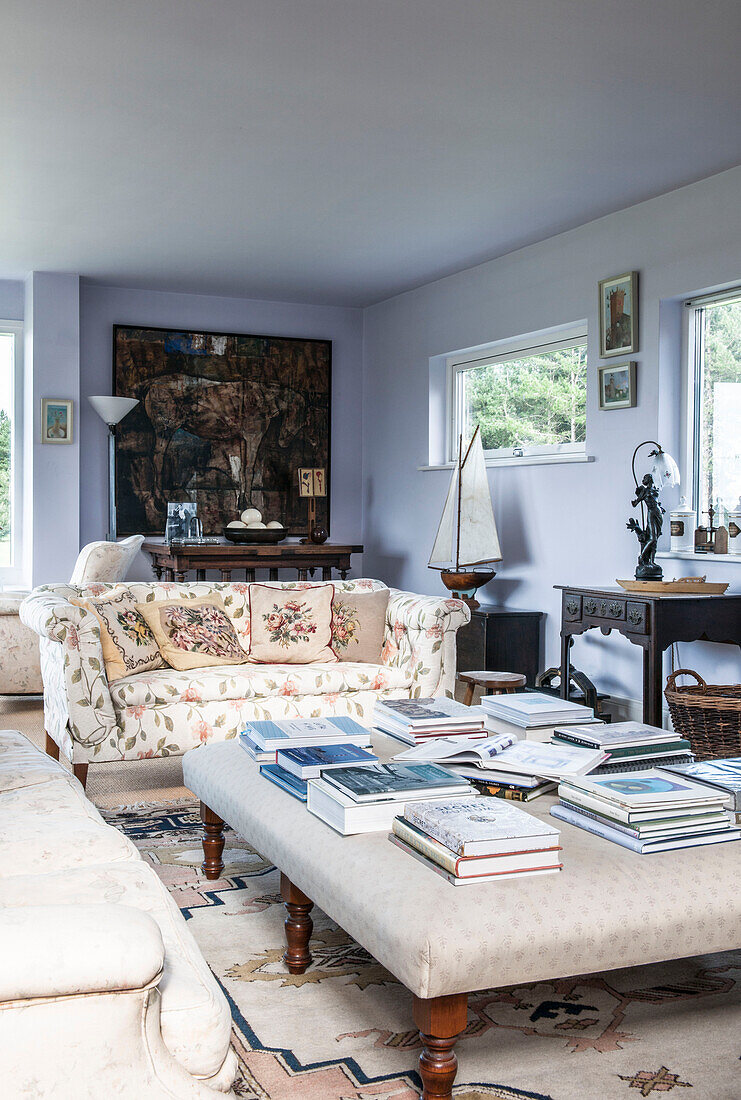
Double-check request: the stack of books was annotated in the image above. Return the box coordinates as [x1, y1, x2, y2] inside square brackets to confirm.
[551, 768, 741, 853]
[239, 717, 375, 803]
[551, 721, 694, 774]
[663, 757, 741, 824]
[481, 691, 597, 740]
[392, 733, 607, 800]
[389, 798, 562, 885]
[306, 762, 473, 834]
[373, 697, 486, 746]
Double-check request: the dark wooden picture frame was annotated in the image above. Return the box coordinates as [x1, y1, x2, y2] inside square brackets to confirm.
[112, 325, 331, 537]
[598, 271, 638, 357]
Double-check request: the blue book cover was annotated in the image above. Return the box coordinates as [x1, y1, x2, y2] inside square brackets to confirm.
[277, 743, 378, 778]
[260, 764, 308, 802]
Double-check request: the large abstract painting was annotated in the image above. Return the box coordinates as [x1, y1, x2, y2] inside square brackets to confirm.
[113, 326, 331, 537]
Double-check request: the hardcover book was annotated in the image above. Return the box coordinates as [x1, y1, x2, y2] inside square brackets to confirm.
[403, 797, 559, 856]
[561, 769, 729, 810]
[392, 732, 517, 766]
[243, 716, 371, 750]
[322, 762, 470, 802]
[662, 758, 741, 810]
[551, 802, 740, 853]
[374, 698, 483, 726]
[276, 743, 378, 779]
[553, 721, 691, 750]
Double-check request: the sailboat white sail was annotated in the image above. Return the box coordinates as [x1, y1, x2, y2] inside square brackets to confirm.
[428, 427, 501, 569]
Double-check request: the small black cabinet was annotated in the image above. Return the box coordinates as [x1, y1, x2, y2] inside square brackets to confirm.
[457, 604, 544, 686]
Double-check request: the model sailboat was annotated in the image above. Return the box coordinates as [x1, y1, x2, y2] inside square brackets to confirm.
[428, 426, 501, 606]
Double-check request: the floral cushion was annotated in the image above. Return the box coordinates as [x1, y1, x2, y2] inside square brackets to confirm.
[137, 597, 249, 671]
[331, 589, 390, 663]
[248, 584, 336, 664]
[109, 659, 412, 709]
[70, 589, 164, 682]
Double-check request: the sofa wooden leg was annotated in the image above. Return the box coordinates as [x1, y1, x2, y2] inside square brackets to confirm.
[412, 992, 468, 1100]
[72, 762, 89, 789]
[45, 732, 60, 760]
[280, 872, 314, 974]
[200, 802, 225, 879]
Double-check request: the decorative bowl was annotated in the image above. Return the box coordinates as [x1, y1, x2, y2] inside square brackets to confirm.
[223, 527, 286, 544]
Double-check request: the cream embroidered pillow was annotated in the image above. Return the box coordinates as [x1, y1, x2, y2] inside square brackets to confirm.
[248, 584, 337, 664]
[71, 589, 165, 682]
[331, 590, 390, 663]
[137, 597, 250, 671]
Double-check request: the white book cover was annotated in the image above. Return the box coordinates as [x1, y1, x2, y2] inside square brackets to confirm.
[484, 740, 607, 779]
[482, 693, 595, 728]
[404, 798, 559, 856]
[373, 698, 485, 727]
[563, 769, 730, 809]
[392, 732, 517, 766]
[554, 721, 682, 748]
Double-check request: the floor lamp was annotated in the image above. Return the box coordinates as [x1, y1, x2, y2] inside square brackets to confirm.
[88, 396, 139, 542]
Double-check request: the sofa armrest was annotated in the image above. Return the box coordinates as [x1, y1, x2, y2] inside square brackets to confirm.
[0, 905, 164, 1002]
[382, 590, 470, 697]
[20, 587, 118, 752]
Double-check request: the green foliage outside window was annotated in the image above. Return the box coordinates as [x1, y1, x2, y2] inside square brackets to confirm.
[0, 409, 10, 541]
[698, 299, 741, 519]
[460, 343, 587, 451]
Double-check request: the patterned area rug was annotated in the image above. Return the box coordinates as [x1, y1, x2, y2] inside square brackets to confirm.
[102, 801, 741, 1100]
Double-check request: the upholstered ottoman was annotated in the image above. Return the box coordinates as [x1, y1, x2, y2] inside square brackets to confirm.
[0, 592, 42, 694]
[184, 733, 741, 1100]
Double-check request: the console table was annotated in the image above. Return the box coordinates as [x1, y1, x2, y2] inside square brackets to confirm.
[556, 584, 741, 727]
[142, 539, 363, 583]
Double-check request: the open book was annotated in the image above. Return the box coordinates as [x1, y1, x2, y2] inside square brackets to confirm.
[392, 733, 517, 768]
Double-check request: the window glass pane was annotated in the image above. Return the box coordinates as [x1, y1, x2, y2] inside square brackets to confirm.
[698, 299, 741, 522]
[0, 332, 14, 568]
[458, 342, 587, 451]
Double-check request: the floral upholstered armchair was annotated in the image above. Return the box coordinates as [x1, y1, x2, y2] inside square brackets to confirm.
[21, 579, 469, 785]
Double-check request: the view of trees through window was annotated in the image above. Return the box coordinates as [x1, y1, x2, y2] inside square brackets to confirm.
[457, 341, 587, 452]
[696, 297, 741, 524]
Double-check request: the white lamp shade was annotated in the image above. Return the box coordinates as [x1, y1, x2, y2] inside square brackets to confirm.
[651, 448, 681, 489]
[88, 395, 139, 425]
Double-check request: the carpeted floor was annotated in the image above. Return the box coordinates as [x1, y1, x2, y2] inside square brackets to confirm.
[4, 699, 740, 1098]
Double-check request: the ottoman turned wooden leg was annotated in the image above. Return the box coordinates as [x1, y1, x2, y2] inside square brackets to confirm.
[200, 802, 226, 879]
[280, 872, 314, 974]
[412, 992, 468, 1100]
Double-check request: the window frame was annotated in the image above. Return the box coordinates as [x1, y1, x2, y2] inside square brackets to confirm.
[684, 286, 741, 526]
[0, 320, 24, 587]
[446, 323, 588, 464]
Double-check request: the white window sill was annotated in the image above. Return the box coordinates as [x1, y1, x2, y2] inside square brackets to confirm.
[419, 452, 594, 472]
[656, 550, 741, 563]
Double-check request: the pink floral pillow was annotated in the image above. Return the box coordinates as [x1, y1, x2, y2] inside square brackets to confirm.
[248, 584, 337, 664]
[137, 597, 249, 670]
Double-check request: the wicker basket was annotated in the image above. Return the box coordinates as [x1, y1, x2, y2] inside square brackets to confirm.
[665, 669, 741, 759]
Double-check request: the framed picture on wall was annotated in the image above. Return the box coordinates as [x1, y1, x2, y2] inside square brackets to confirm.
[598, 271, 638, 357]
[598, 362, 636, 409]
[40, 398, 74, 444]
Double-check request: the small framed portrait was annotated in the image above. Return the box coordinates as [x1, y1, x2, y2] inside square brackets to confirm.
[598, 271, 638, 357]
[598, 362, 636, 410]
[41, 399, 74, 444]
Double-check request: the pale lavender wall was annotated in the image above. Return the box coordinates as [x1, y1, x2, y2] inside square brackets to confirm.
[0, 280, 24, 320]
[362, 167, 741, 706]
[79, 283, 364, 580]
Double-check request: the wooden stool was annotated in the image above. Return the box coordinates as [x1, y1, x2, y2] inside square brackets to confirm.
[459, 670, 526, 707]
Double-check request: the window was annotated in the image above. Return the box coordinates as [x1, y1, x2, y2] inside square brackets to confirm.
[0, 322, 23, 584]
[448, 324, 587, 462]
[686, 290, 741, 526]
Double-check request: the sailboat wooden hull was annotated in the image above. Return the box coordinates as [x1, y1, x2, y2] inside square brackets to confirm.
[439, 568, 496, 608]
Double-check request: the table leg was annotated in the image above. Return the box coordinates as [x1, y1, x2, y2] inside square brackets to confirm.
[280, 872, 314, 974]
[297, 568, 308, 581]
[269, 568, 279, 581]
[200, 802, 225, 880]
[412, 993, 468, 1100]
[559, 632, 572, 699]
[462, 682, 475, 706]
[246, 568, 255, 582]
[643, 641, 664, 727]
[322, 566, 332, 580]
[220, 569, 232, 582]
[196, 568, 206, 581]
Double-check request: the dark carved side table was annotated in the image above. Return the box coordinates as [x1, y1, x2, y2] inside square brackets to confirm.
[556, 585, 741, 727]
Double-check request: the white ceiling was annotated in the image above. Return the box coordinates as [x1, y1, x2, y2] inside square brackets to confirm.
[3, 0, 741, 307]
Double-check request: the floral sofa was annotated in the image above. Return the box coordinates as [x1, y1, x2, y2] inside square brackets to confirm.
[0, 727, 236, 1097]
[21, 579, 469, 779]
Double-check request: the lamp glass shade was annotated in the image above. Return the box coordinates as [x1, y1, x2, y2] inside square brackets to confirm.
[651, 449, 680, 489]
[88, 395, 139, 425]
